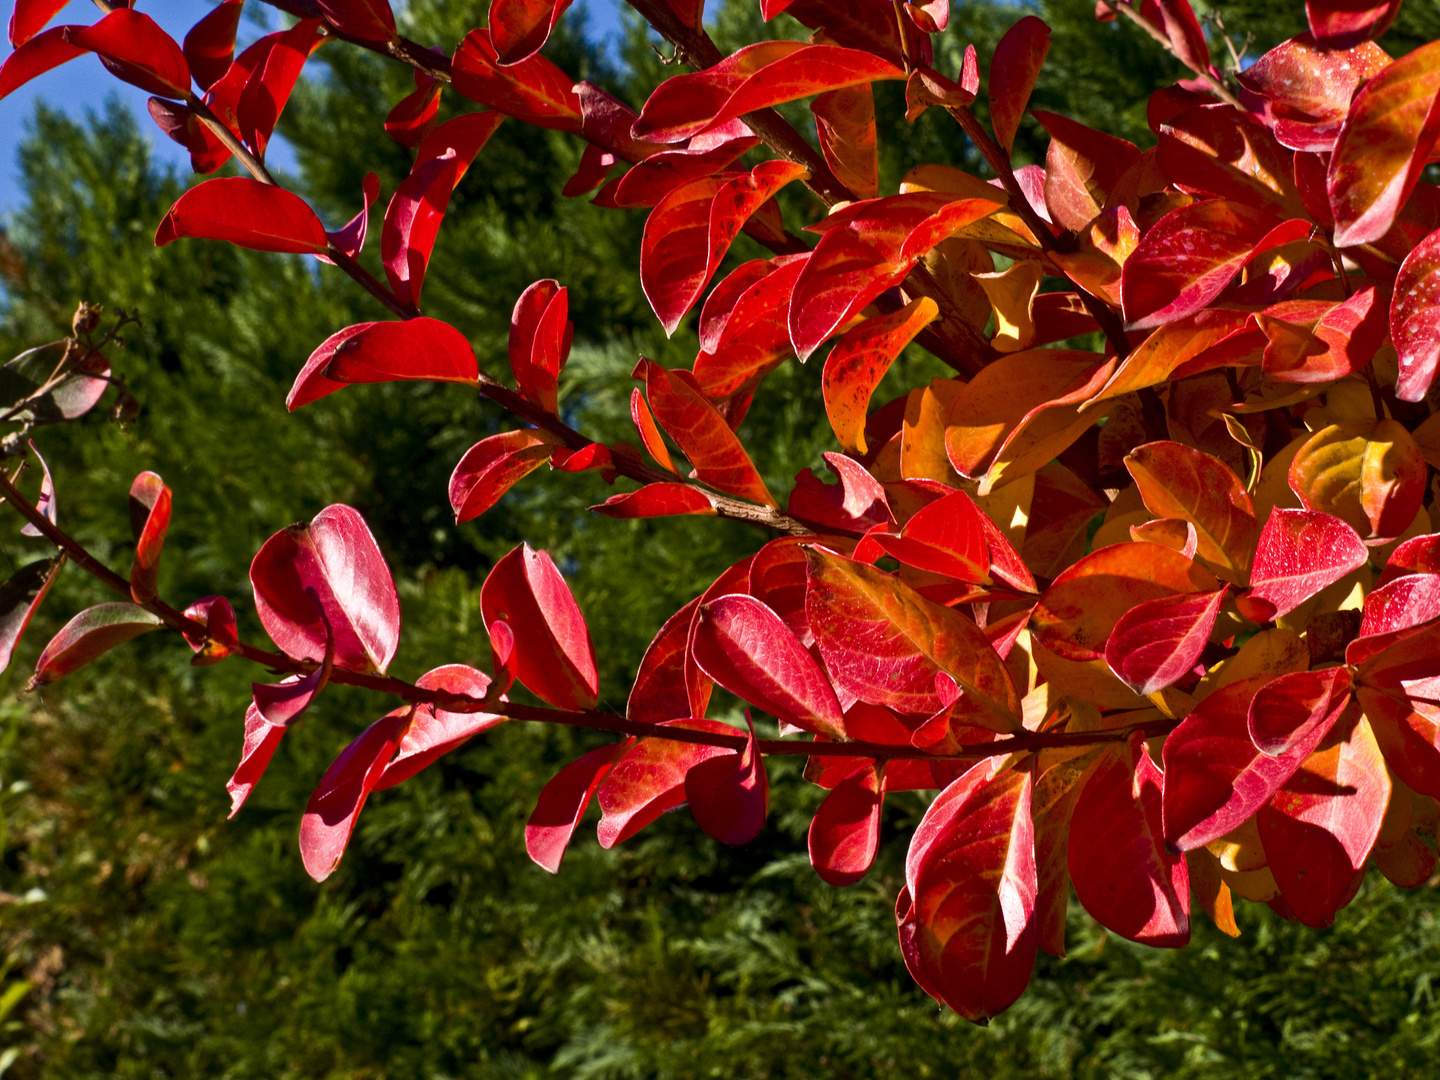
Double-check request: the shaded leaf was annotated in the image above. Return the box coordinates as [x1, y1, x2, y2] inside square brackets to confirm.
[449, 429, 565, 523]
[525, 744, 623, 872]
[1070, 737, 1189, 946]
[29, 602, 163, 689]
[480, 542, 599, 711]
[808, 763, 884, 886]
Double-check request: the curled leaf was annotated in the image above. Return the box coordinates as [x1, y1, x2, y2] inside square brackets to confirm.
[29, 602, 163, 689]
[480, 542, 599, 711]
[128, 470, 172, 604]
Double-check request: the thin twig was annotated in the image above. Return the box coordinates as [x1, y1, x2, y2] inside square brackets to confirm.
[0, 469, 1181, 760]
[1098, 1, 1241, 108]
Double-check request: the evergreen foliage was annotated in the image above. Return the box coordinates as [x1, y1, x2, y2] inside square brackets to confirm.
[1, 2, 1439, 1076]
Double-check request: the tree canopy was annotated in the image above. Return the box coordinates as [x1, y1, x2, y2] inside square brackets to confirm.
[2, 0, 1440, 1076]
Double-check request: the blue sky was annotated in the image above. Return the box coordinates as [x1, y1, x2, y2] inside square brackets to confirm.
[0, 0, 627, 216]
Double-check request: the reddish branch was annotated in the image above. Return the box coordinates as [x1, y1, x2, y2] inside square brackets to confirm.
[0, 470, 1179, 760]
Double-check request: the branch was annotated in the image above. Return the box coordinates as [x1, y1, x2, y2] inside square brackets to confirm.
[472, 372, 831, 537]
[0, 469, 1182, 761]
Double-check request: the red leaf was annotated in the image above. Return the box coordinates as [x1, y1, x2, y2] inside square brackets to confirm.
[1104, 587, 1229, 697]
[813, 83, 878, 200]
[488, 0, 572, 66]
[823, 298, 938, 455]
[319, 317, 480, 391]
[452, 28, 582, 132]
[635, 358, 775, 506]
[1143, 0, 1210, 72]
[226, 703, 287, 818]
[787, 231, 904, 363]
[1238, 34, 1390, 153]
[1124, 440, 1259, 582]
[252, 657, 331, 728]
[250, 504, 401, 675]
[746, 536, 811, 642]
[480, 543, 599, 711]
[1379, 532, 1440, 585]
[525, 743, 623, 872]
[316, 172, 379, 264]
[315, 0, 397, 44]
[29, 602, 163, 689]
[374, 664, 502, 789]
[805, 546, 1021, 728]
[640, 161, 808, 335]
[595, 719, 737, 846]
[449, 429, 565, 523]
[1355, 616, 1440, 792]
[609, 126, 761, 208]
[1259, 710, 1389, 926]
[17, 440, 55, 539]
[1031, 543, 1219, 662]
[1236, 509, 1368, 623]
[381, 112, 507, 309]
[904, 62, 977, 122]
[692, 593, 845, 739]
[808, 763, 885, 886]
[1393, 227, 1440, 402]
[698, 258, 776, 353]
[286, 324, 365, 409]
[870, 489, 991, 584]
[686, 714, 768, 845]
[1260, 287, 1389, 385]
[237, 18, 322, 159]
[0, 556, 63, 675]
[0, 26, 86, 102]
[629, 388, 676, 472]
[201, 25, 279, 124]
[988, 15, 1051, 154]
[298, 707, 410, 882]
[147, 97, 232, 175]
[1069, 737, 1189, 946]
[182, 0, 242, 91]
[64, 10, 190, 98]
[901, 766, 1036, 1022]
[1306, 0, 1402, 49]
[385, 73, 442, 149]
[590, 483, 717, 519]
[1031, 110, 1141, 232]
[632, 42, 905, 145]
[1122, 199, 1280, 329]
[155, 177, 328, 255]
[786, 452, 892, 535]
[1161, 674, 1346, 850]
[1327, 40, 1440, 247]
[8, 0, 67, 48]
[128, 470, 172, 604]
[628, 597, 708, 723]
[508, 279, 572, 414]
[1359, 573, 1440, 643]
[1249, 666, 1354, 758]
[1156, 106, 1305, 219]
[181, 595, 240, 665]
[694, 256, 808, 405]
